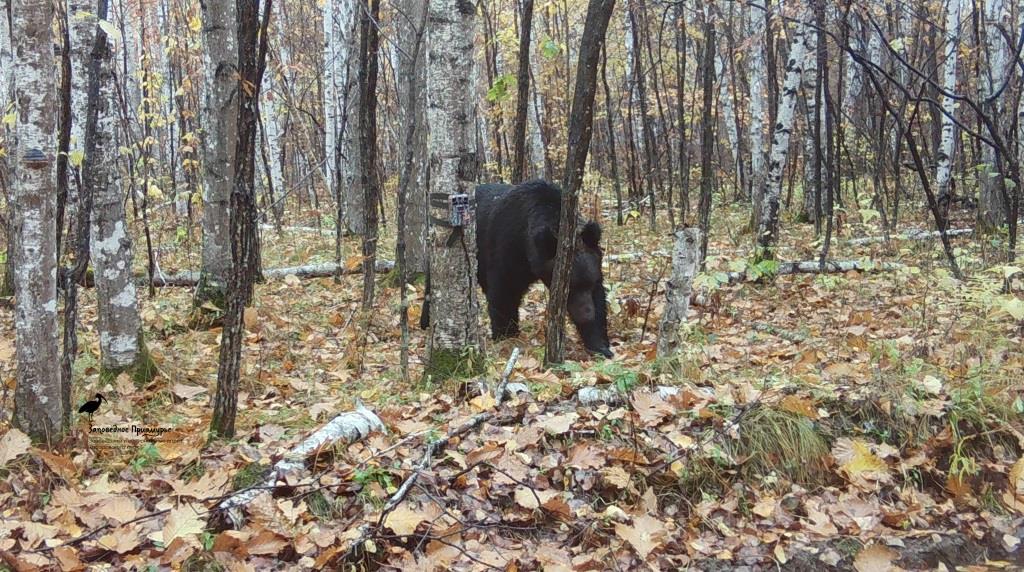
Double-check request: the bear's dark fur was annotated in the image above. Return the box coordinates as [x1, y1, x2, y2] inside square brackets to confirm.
[476, 180, 612, 358]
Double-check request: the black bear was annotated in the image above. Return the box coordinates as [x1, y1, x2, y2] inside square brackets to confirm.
[475, 180, 612, 358]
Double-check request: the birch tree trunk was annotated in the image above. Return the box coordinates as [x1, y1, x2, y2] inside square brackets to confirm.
[66, 0, 93, 225]
[935, 0, 961, 205]
[396, 0, 428, 274]
[425, 0, 483, 377]
[756, 5, 810, 257]
[12, 0, 65, 441]
[800, 24, 820, 224]
[747, 4, 768, 230]
[336, 0, 363, 235]
[86, 0, 154, 384]
[978, 0, 1010, 230]
[715, 53, 739, 196]
[0, 0, 13, 297]
[656, 228, 701, 361]
[195, 0, 238, 309]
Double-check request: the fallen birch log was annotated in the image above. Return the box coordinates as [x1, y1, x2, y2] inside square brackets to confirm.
[259, 223, 347, 237]
[577, 385, 682, 405]
[215, 403, 385, 528]
[715, 259, 905, 287]
[149, 260, 395, 288]
[844, 228, 973, 246]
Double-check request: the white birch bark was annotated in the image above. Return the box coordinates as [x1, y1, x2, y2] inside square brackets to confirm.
[426, 0, 483, 364]
[715, 54, 739, 192]
[657, 228, 701, 360]
[935, 0, 962, 200]
[396, 0, 428, 273]
[12, 0, 64, 440]
[978, 0, 1010, 229]
[800, 24, 818, 222]
[87, 17, 147, 378]
[196, 0, 237, 306]
[747, 4, 767, 218]
[67, 0, 93, 191]
[261, 7, 285, 210]
[756, 5, 810, 254]
[0, 0, 11, 296]
[326, 0, 363, 235]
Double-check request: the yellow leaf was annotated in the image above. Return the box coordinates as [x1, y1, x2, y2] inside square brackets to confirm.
[155, 506, 205, 545]
[0, 429, 31, 467]
[615, 515, 667, 559]
[383, 504, 437, 536]
[853, 543, 898, 572]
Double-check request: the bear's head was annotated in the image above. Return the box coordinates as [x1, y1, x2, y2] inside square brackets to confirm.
[534, 221, 613, 358]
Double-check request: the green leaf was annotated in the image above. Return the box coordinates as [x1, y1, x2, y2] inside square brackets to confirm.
[485, 73, 516, 103]
[69, 149, 84, 168]
[541, 38, 560, 59]
[859, 208, 880, 223]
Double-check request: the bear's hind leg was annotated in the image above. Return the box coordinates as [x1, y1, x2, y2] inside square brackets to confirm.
[485, 279, 528, 340]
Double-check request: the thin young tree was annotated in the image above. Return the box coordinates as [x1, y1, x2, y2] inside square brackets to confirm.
[510, 0, 534, 183]
[935, 0, 962, 213]
[424, 0, 484, 377]
[210, 0, 271, 439]
[396, 0, 428, 274]
[358, 0, 380, 309]
[756, 4, 811, 258]
[698, 20, 715, 267]
[12, 0, 66, 442]
[195, 0, 239, 309]
[544, 0, 615, 366]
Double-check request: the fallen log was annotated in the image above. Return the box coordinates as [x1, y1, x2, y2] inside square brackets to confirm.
[844, 227, 974, 246]
[259, 223, 347, 237]
[215, 402, 386, 528]
[150, 260, 395, 288]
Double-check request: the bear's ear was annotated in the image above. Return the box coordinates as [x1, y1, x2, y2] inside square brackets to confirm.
[533, 228, 558, 259]
[580, 221, 602, 249]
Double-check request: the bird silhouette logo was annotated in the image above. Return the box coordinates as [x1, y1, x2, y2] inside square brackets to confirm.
[78, 393, 105, 420]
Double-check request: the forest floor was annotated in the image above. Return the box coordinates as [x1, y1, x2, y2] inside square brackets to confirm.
[1, 197, 1023, 571]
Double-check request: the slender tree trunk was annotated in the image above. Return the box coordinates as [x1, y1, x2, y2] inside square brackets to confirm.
[698, 21, 715, 267]
[601, 44, 623, 226]
[195, 0, 239, 309]
[543, 0, 614, 366]
[0, 0, 12, 298]
[628, 0, 657, 230]
[511, 0, 534, 183]
[977, 0, 1010, 231]
[358, 0, 380, 309]
[935, 0, 961, 213]
[425, 0, 483, 378]
[396, 0, 428, 274]
[12, 0, 66, 442]
[86, 0, 153, 384]
[757, 6, 810, 257]
[748, 3, 768, 232]
[210, 0, 270, 439]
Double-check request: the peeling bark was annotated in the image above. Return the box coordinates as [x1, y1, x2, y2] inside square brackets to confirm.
[657, 228, 701, 361]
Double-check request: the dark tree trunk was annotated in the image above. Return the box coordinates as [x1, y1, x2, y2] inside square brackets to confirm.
[544, 0, 614, 366]
[698, 21, 715, 268]
[359, 0, 381, 309]
[511, 0, 534, 183]
[211, 0, 271, 440]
